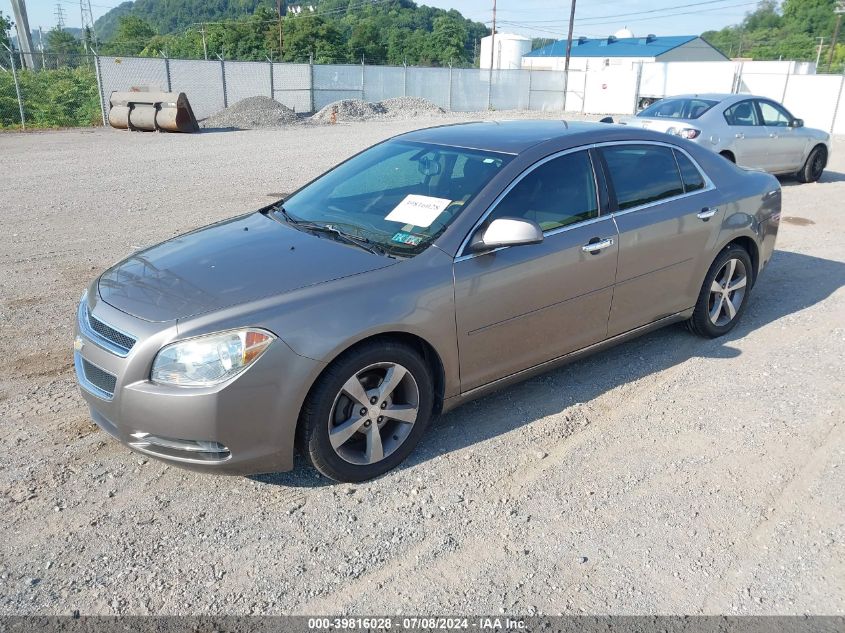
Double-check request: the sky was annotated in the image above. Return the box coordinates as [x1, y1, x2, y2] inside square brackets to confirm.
[3, 0, 756, 39]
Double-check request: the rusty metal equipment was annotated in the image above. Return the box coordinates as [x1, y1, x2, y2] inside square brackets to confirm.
[108, 88, 199, 133]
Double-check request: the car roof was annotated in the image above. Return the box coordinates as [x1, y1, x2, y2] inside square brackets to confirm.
[654, 93, 775, 104]
[393, 120, 677, 155]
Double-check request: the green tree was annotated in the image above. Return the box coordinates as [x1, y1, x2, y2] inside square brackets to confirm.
[46, 28, 83, 66]
[283, 16, 346, 63]
[430, 14, 467, 65]
[1, 10, 11, 53]
[89, 0, 489, 66]
[702, 0, 842, 69]
[348, 18, 387, 63]
[103, 15, 156, 55]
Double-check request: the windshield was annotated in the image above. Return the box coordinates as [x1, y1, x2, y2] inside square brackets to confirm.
[277, 140, 512, 256]
[639, 98, 718, 120]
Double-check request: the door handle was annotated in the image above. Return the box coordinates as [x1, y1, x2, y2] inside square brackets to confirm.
[582, 237, 614, 253]
[697, 207, 718, 220]
[735, 132, 745, 139]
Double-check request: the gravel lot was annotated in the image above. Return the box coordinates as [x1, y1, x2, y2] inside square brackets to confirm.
[0, 113, 843, 616]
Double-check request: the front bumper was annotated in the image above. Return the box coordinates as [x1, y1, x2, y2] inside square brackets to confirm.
[73, 292, 325, 475]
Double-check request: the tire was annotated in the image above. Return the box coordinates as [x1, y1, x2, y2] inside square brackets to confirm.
[687, 244, 753, 338]
[297, 340, 434, 482]
[797, 145, 827, 183]
[719, 151, 736, 164]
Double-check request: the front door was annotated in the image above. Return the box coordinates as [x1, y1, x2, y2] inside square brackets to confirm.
[453, 150, 618, 392]
[599, 143, 725, 337]
[756, 100, 807, 172]
[723, 99, 771, 169]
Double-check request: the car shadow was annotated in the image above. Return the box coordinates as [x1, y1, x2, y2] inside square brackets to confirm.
[779, 169, 845, 186]
[253, 250, 845, 487]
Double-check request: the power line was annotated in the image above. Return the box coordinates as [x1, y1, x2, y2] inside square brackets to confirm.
[497, 0, 760, 36]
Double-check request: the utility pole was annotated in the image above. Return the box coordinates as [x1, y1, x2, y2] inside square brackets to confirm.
[816, 37, 825, 67]
[563, 0, 577, 111]
[563, 0, 577, 75]
[11, 0, 37, 69]
[39, 26, 45, 68]
[828, 1, 845, 71]
[489, 0, 496, 70]
[277, 0, 286, 61]
[199, 23, 208, 60]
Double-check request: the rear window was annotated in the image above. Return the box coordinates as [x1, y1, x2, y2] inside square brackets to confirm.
[602, 144, 684, 210]
[673, 150, 706, 193]
[639, 98, 718, 120]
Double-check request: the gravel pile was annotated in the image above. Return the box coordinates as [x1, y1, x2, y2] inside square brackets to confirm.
[201, 96, 298, 129]
[379, 96, 446, 117]
[312, 96, 445, 123]
[312, 99, 387, 123]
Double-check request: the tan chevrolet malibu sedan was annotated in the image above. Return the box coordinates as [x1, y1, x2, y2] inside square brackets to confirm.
[74, 121, 781, 482]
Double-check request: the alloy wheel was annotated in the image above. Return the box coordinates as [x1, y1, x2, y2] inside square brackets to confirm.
[708, 258, 748, 327]
[328, 362, 420, 465]
[811, 151, 825, 180]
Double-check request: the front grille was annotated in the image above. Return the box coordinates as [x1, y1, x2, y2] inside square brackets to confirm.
[77, 296, 136, 357]
[81, 359, 117, 396]
[87, 310, 136, 353]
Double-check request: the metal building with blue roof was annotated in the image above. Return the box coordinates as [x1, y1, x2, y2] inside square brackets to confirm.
[522, 34, 728, 70]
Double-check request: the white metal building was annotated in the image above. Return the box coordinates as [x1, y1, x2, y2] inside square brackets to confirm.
[522, 33, 729, 71]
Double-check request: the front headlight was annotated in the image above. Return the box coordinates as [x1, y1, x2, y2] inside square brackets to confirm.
[151, 328, 275, 387]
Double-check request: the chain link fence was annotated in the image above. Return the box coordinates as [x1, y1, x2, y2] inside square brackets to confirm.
[1, 52, 102, 129]
[3, 51, 845, 133]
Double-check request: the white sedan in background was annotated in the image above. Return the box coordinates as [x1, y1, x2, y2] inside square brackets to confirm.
[617, 93, 831, 182]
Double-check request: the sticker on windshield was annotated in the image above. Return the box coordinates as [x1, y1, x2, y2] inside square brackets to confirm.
[385, 195, 452, 228]
[392, 232, 423, 246]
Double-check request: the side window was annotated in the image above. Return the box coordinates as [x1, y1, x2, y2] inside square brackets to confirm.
[601, 144, 684, 210]
[758, 101, 791, 127]
[673, 150, 706, 193]
[723, 101, 759, 126]
[488, 150, 598, 232]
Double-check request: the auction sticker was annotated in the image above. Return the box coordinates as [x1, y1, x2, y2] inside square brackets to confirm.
[392, 232, 424, 246]
[385, 195, 452, 227]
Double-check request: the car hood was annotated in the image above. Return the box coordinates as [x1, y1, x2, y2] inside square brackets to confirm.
[98, 212, 396, 322]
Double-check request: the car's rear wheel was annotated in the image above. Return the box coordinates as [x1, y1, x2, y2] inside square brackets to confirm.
[719, 150, 736, 163]
[297, 340, 434, 482]
[797, 145, 827, 183]
[688, 245, 753, 338]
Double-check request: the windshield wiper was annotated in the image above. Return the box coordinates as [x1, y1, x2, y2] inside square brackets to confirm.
[272, 204, 300, 226]
[298, 222, 386, 256]
[270, 206, 387, 257]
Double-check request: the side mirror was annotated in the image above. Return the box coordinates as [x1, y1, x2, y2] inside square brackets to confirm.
[468, 217, 543, 253]
[791, 118, 804, 128]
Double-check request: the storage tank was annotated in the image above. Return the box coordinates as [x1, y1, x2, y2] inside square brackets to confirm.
[480, 33, 532, 70]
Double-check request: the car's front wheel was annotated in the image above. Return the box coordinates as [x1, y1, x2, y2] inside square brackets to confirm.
[297, 340, 434, 482]
[688, 245, 753, 338]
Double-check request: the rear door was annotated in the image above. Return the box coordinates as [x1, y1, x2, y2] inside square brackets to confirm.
[453, 149, 619, 392]
[722, 99, 771, 169]
[599, 142, 724, 337]
[756, 99, 807, 172]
